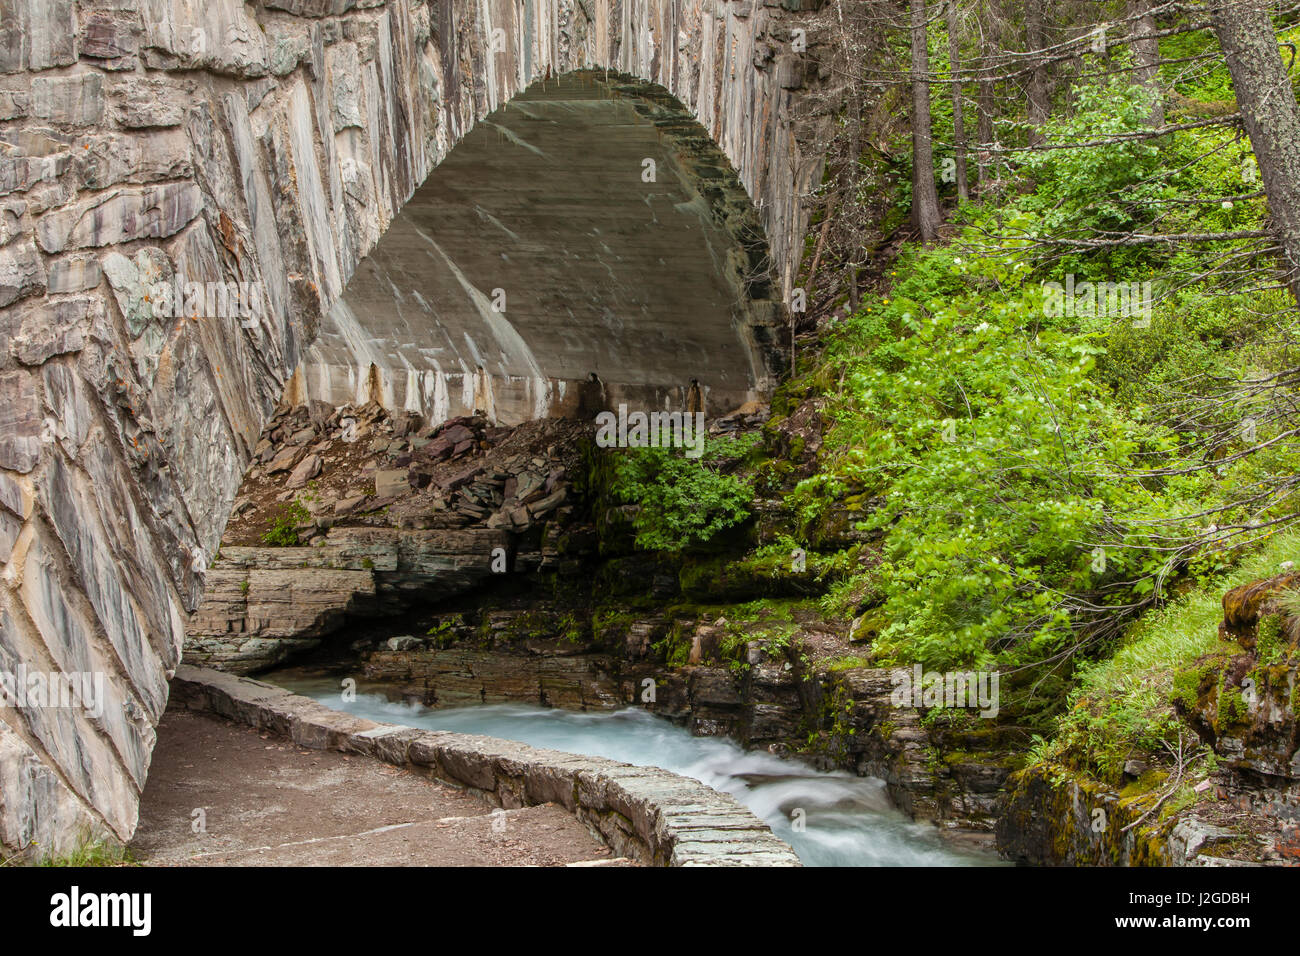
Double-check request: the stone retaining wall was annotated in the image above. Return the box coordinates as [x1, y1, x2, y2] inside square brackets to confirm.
[170, 663, 802, 866]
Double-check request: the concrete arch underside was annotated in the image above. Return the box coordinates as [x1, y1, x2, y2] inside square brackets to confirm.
[0, 0, 838, 855]
[300, 70, 786, 423]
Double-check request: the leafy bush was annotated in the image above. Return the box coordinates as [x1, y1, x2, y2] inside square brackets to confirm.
[785, 80, 1300, 675]
[262, 499, 309, 547]
[1014, 75, 1167, 243]
[608, 435, 758, 552]
[798, 254, 1176, 670]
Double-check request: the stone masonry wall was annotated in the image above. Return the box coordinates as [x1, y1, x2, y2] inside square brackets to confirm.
[0, 0, 837, 856]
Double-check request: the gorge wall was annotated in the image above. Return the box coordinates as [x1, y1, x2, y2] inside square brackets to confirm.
[0, 0, 840, 856]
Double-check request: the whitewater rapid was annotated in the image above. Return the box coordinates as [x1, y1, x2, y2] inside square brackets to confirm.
[273, 674, 1000, 867]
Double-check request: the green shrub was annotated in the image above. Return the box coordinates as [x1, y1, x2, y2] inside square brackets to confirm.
[607, 434, 758, 552]
[780, 79, 1300, 674]
[262, 499, 309, 547]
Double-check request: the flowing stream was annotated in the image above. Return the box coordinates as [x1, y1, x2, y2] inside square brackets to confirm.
[271, 673, 1001, 867]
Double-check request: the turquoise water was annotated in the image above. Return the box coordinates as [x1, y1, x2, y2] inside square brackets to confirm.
[273, 674, 1002, 867]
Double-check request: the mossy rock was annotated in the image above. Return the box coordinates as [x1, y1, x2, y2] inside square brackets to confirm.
[678, 549, 832, 603]
[1215, 681, 1251, 732]
[1171, 660, 1221, 713]
[678, 555, 771, 602]
[1255, 612, 1287, 665]
[1219, 571, 1300, 649]
[849, 604, 888, 644]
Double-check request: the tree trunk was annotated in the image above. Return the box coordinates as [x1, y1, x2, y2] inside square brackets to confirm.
[911, 0, 943, 240]
[946, 0, 970, 201]
[835, 0, 866, 307]
[1210, 0, 1300, 304]
[1024, 0, 1051, 146]
[975, 2, 996, 193]
[1128, 0, 1165, 126]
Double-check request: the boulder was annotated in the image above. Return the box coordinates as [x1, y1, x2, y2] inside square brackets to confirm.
[333, 494, 368, 516]
[286, 453, 322, 489]
[266, 446, 301, 474]
[0, 0, 77, 72]
[113, 77, 188, 128]
[46, 256, 102, 294]
[374, 469, 408, 499]
[80, 12, 141, 66]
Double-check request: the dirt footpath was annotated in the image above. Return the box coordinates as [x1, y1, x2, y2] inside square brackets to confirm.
[131, 709, 630, 866]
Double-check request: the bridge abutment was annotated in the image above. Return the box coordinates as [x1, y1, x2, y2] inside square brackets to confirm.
[0, 0, 837, 856]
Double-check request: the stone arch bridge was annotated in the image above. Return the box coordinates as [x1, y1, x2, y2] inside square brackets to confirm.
[0, 0, 837, 855]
